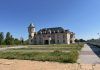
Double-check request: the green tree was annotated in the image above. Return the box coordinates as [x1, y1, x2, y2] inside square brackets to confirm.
[0, 32, 26, 45]
[75, 39, 86, 43]
[10, 35, 15, 45]
[24, 39, 29, 45]
[75, 39, 79, 42]
[0, 32, 4, 45]
[79, 39, 86, 42]
[14, 38, 20, 45]
[20, 37, 24, 45]
[5, 32, 12, 45]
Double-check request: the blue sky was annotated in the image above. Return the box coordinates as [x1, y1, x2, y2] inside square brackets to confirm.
[0, 0, 100, 40]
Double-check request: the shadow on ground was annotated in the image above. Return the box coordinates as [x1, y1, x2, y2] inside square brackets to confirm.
[88, 44, 100, 58]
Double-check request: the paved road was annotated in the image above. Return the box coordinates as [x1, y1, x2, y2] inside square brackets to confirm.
[77, 44, 100, 64]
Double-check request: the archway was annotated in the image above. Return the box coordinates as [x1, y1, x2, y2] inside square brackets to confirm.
[44, 40, 49, 44]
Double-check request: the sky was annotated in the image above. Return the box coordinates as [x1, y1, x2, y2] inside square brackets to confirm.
[0, 0, 100, 40]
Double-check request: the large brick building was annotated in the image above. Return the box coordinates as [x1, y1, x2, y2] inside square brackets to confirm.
[28, 23, 75, 45]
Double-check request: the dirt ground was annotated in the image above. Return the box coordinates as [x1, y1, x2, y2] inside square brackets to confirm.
[0, 59, 99, 70]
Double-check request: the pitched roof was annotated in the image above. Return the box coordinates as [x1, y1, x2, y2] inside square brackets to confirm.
[38, 27, 70, 34]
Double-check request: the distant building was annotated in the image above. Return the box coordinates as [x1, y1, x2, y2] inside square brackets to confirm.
[28, 23, 75, 45]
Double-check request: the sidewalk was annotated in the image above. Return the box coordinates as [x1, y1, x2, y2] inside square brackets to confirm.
[77, 44, 100, 64]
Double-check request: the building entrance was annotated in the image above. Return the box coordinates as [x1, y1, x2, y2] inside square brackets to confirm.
[44, 40, 49, 44]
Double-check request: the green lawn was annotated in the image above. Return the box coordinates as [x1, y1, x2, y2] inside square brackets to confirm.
[0, 43, 84, 63]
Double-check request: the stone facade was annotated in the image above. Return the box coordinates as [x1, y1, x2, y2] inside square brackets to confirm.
[28, 23, 75, 45]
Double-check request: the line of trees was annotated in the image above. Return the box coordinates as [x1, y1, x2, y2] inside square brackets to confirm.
[75, 39, 86, 42]
[87, 39, 100, 46]
[0, 32, 28, 45]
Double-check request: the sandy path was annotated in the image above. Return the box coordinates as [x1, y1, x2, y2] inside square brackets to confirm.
[0, 59, 99, 70]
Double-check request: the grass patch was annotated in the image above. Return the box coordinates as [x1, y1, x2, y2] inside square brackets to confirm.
[28, 43, 83, 48]
[0, 50, 78, 63]
[0, 43, 83, 63]
[11, 43, 83, 51]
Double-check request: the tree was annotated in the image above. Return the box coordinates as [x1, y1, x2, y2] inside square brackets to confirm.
[14, 38, 20, 45]
[75, 39, 86, 42]
[10, 35, 15, 45]
[75, 39, 79, 42]
[0, 32, 4, 45]
[0, 32, 27, 45]
[5, 32, 12, 45]
[24, 39, 29, 45]
[79, 39, 86, 42]
[21, 38, 24, 45]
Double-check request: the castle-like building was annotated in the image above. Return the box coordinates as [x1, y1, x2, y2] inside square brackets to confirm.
[28, 23, 75, 45]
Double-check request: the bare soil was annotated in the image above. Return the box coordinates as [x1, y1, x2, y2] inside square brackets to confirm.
[0, 59, 99, 70]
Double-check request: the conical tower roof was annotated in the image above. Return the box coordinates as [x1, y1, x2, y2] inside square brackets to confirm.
[28, 23, 35, 28]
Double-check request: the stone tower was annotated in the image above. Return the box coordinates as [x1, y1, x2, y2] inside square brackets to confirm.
[28, 23, 35, 44]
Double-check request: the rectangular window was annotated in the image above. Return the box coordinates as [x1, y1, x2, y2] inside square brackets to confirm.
[57, 40, 59, 43]
[63, 40, 65, 43]
[34, 41, 37, 45]
[31, 40, 33, 42]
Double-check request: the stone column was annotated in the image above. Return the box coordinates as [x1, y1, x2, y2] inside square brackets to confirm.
[48, 37, 51, 45]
